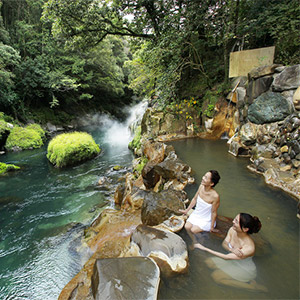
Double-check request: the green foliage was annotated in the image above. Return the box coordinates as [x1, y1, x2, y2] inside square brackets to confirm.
[0, 162, 20, 175]
[133, 156, 148, 175]
[0, 43, 20, 111]
[128, 125, 142, 151]
[26, 123, 46, 140]
[5, 126, 44, 150]
[46, 131, 100, 168]
[202, 88, 222, 118]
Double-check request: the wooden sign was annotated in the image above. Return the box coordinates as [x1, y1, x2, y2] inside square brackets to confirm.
[229, 46, 275, 78]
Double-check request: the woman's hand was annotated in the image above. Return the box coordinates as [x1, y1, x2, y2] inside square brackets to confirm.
[179, 208, 188, 215]
[230, 247, 244, 258]
[194, 243, 207, 251]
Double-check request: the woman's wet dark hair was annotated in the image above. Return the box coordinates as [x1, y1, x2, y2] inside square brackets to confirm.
[239, 213, 262, 234]
[209, 170, 220, 187]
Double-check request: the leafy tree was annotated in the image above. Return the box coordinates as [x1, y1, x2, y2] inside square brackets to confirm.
[0, 43, 20, 112]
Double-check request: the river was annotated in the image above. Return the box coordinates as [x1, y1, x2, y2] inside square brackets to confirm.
[0, 113, 299, 299]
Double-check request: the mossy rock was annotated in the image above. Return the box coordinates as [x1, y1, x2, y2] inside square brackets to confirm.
[46, 132, 101, 168]
[5, 126, 44, 151]
[128, 125, 142, 151]
[26, 123, 46, 140]
[0, 162, 20, 175]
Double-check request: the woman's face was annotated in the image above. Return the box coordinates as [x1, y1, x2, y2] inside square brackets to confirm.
[232, 214, 242, 232]
[232, 214, 248, 233]
[201, 172, 212, 186]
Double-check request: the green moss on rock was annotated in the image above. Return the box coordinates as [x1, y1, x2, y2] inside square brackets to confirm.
[26, 124, 46, 140]
[5, 126, 44, 151]
[0, 162, 20, 174]
[46, 132, 101, 168]
[128, 126, 142, 151]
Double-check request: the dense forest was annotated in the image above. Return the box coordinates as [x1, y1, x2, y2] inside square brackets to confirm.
[0, 0, 299, 123]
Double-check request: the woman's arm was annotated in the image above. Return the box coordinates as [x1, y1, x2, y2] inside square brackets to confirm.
[210, 195, 220, 232]
[222, 228, 233, 252]
[179, 185, 200, 214]
[194, 243, 242, 260]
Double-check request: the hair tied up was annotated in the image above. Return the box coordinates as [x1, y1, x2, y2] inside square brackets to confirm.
[252, 216, 262, 233]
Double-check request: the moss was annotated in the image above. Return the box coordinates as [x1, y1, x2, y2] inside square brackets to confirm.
[0, 162, 20, 175]
[26, 123, 46, 140]
[128, 126, 142, 151]
[47, 131, 101, 168]
[113, 165, 123, 171]
[5, 126, 44, 150]
[134, 156, 148, 174]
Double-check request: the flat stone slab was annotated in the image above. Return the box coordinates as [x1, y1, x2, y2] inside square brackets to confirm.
[92, 257, 160, 300]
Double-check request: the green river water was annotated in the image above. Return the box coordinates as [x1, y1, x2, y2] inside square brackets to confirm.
[0, 120, 299, 299]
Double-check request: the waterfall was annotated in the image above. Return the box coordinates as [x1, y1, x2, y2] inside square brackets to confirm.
[77, 100, 148, 146]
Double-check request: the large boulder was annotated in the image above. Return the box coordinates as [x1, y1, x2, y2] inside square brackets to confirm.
[5, 124, 45, 151]
[47, 131, 100, 167]
[128, 224, 188, 276]
[141, 190, 186, 226]
[141, 149, 194, 190]
[248, 91, 294, 124]
[272, 64, 300, 91]
[91, 257, 160, 300]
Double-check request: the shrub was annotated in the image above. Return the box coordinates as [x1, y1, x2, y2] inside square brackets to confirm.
[46, 131, 101, 168]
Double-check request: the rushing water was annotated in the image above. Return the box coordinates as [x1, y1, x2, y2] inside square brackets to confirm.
[158, 138, 299, 300]
[0, 112, 299, 299]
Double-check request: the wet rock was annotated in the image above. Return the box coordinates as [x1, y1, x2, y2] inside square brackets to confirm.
[280, 145, 289, 153]
[91, 257, 160, 300]
[128, 224, 188, 276]
[142, 161, 161, 189]
[239, 122, 258, 145]
[293, 86, 300, 110]
[248, 91, 294, 124]
[272, 64, 300, 92]
[246, 76, 273, 104]
[143, 140, 166, 164]
[292, 159, 300, 169]
[114, 183, 125, 206]
[141, 190, 186, 226]
[153, 215, 186, 233]
[228, 137, 251, 157]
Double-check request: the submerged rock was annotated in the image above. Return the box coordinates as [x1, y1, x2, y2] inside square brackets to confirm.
[91, 257, 160, 300]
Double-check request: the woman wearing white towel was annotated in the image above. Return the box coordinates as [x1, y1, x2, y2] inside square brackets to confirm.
[179, 170, 220, 247]
[195, 213, 267, 291]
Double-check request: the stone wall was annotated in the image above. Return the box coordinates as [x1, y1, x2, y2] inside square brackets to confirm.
[228, 64, 300, 201]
